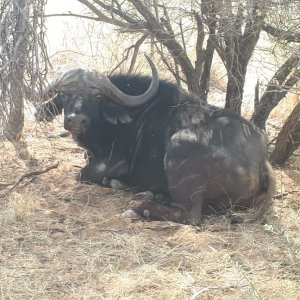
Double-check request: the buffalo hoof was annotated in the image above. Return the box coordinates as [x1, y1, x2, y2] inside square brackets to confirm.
[109, 179, 128, 190]
[122, 209, 141, 219]
[134, 191, 154, 200]
[75, 172, 86, 183]
[76, 166, 109, 186]
[75, 172, 95, 184]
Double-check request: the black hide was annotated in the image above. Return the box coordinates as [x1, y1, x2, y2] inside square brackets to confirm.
[37, 74, 275, 224]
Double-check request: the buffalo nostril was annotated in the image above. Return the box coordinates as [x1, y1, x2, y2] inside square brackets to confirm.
[65, 114, 87, 128]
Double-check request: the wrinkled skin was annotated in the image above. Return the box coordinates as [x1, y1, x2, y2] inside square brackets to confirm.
[37, 74, 275, 224]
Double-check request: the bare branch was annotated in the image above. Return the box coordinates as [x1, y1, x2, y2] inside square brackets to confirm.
[268, 68, 300, 105]
[128, 0, 199, 93]
[128, 34, 149, 74]
[92, 0, 137, 24]
[154, 43, 186, 84]
[241, 4, 264, 62]
[262, 23, 300, 43]
[128, 0, 159, 29]
[254, 79, 260, 113]
[41, 13, 101, 21]
[109, 49, 131, 75]
[109, 34, 148, 75]
[178, 19, 186, 54]
[199, 1, 217, 102]
[251, 51, 300, 129]
[77, 0, 130, 28]
[160, 5, 174, 38]
[153, 0, 159, 21]
[194, 12, 205, 83]
[271, 102, 300, 165]
[3, 162, 59, 194]
[1, 0, 50, 140]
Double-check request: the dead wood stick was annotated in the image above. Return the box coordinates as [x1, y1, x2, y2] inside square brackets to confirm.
[267, 136, 278, 147]
[273, 192, 288, 199]
[0, 182, 13, 188]
[6, 162, 59, 192]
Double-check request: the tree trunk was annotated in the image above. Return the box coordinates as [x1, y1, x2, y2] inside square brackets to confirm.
[225, 58, 247, 114]
[215, 3, 263, 114]
[270, 100, 300, 165]
[251, 54, 300, 129]
[3, 0, 29, 141]
[198, 17, 216, 103]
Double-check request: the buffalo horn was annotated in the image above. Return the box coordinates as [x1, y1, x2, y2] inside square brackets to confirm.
[90, 54, 159, 107]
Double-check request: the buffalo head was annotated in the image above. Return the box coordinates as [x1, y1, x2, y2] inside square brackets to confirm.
[37, 55, 159, 135]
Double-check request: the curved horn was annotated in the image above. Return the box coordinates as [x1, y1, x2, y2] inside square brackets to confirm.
[90, 54, 159, 107]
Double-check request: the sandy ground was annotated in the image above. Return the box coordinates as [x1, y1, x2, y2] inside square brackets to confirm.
[0, 118, 299, 300]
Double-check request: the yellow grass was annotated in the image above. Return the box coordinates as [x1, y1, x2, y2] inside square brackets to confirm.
[0, 117, 300, 300]
[269, 93, 299, 124]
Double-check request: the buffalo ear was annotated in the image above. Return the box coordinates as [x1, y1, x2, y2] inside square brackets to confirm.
[103, 103, 132, 125]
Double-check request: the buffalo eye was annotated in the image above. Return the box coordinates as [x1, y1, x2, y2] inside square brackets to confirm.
[96, 93, 103, 100]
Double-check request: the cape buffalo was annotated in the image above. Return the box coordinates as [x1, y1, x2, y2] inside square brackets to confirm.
[37, 55, 275, 224]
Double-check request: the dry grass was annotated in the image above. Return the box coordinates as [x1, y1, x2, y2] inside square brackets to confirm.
[1, 118, 300, 300]
[269, 94, 299, 124]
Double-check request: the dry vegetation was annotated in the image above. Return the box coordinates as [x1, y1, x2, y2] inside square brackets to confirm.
[1, 115, 300, 300]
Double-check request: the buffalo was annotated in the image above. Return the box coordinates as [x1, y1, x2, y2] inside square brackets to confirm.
[37, 55, 275, 224]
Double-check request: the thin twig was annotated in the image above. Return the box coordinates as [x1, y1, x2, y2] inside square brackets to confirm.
[267, 136, 278, 147]
[6, 162, 59, 192]
[38, 13, 101, 21]
[273, 192, 288, 199]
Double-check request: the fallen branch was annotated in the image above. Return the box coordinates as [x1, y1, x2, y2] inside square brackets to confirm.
[4, 162, 59, 193]
[267, 136, 278, 147]
[0, 182, 13, 188]
[273, 192, 288, 200]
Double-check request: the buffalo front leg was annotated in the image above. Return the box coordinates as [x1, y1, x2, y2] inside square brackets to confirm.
[77, 161, 108, 185]
[78, 158, 130, 190]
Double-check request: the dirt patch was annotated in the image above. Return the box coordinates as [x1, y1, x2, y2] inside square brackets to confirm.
[0, 120, 299, 300]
